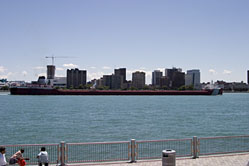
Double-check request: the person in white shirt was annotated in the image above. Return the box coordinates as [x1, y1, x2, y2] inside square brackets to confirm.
[37, 147, 49, 166]
[0, 146, 7, 166]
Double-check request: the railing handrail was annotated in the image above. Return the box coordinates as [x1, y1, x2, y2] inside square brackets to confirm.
[66, 141, 130, 145]
[136, 138, 192, 143]
[199, 150, 249, 156]
[199, 135, 249, 140]
[3, 135, 249, 146]
[0, 143, 59, 147]
[2, 135, 249, 164]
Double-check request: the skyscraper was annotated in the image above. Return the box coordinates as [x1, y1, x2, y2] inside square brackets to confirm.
[111, 74, 122, 89]
[152, 70, 162, 86]
[102, 74, 122, 89]
[160, 76, 170, 88]
[114, 68, 126, 83]
[172, 72, 185, 88]
[132, 71, 145, 89]
[67, 68, 87, 88]
[165, 68, 185, 89]
[248, 70, 249, 84]
[103, 75, 112, 89]
[185, 69, 201, 89]
[165, 68, 181, 81]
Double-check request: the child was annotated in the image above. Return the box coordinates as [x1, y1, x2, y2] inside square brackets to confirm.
[9, 149, 29, 166]
[37, 147, 49, 166]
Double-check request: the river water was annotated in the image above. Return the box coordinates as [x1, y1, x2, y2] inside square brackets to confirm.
[0, 92, 248, 145]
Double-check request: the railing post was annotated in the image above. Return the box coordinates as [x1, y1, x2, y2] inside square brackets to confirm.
[130, 139, 136, 163]
[60, 141, 66, 166]
[192, 136, 199, 159]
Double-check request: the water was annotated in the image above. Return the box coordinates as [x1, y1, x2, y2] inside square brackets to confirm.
[1, 92, 249, 145]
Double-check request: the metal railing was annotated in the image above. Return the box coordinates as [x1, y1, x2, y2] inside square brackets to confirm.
[2, 144, 59, 165]
[199, 135, 249, 156]
[66, 141, 130, 163]
[136, 138, 193, 160]
[1, 135, 249, 165]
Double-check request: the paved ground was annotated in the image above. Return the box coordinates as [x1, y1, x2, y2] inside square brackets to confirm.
[75, 153, 249, 166]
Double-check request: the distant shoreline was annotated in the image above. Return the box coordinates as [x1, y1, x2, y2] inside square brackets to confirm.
[1, 89, 249, 94]
[223, 91, 249, 93]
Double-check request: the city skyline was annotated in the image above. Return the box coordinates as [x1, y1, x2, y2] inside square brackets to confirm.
[0, 0, 249, 84]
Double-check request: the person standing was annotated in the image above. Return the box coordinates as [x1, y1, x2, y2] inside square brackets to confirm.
[0, 147, 7, 166]
[37, 147, 49, 166]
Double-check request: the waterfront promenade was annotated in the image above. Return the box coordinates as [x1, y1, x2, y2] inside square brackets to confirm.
[76, 153, 249, 166]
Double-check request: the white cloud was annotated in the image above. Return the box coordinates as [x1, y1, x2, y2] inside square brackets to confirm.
[126, 70, 134, 75]
[127, 69, 147, 74]
[0, 66, 7, 73]
[56, 67, 64, 71]
[145, 71, 152, 77]
[0, 75, 7, 79]
[7, 72, 13, 77]
[63, 63, 78, 68]
[34, 66, 46, 70]
[87, 72, 111, 80]
[102, 66, 111, 70]
[209, 69, 217, 75]
[223, 70, 232, 75]
[55, 74, 66, 77]
[36, 73, 46, 77]
[156, 68, 164, 72]
[90, 66, 96, 69]
[22, 71, 28, 76]
[0, 72, 13, 79]
[87, 71, 113, 80]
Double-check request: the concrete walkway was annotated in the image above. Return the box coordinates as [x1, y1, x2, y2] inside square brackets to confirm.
[75, 153, 249, 166]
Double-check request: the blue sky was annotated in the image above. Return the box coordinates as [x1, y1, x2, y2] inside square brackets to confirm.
[0, 0, 249, 84]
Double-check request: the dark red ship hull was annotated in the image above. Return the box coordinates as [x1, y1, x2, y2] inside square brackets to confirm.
[10, 87, 223, 95]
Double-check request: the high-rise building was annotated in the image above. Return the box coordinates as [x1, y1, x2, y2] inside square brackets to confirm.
[248, 70, 249, 84]
[113, 68, 126, 89]
[67, 68, 87, 88]
[165, 68, 185, 89]
[47, 65, 55, 79]
[185, 69, 201, 89]
[152, 70, 162, 86]
[103, 75, 112, 89]
[172, 72, 185, 88]
[160, 76, 170, 88]
[103, 74, 123, 89]
[132, 71, 145, 89]
[111, 74, 122, 89]
[165, 68, 181, 80]
[96, 78, 103, 88]
[114, 68, 126, 83]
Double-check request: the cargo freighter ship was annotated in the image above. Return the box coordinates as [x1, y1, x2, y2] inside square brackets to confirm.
[10, 87, 222, 95]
